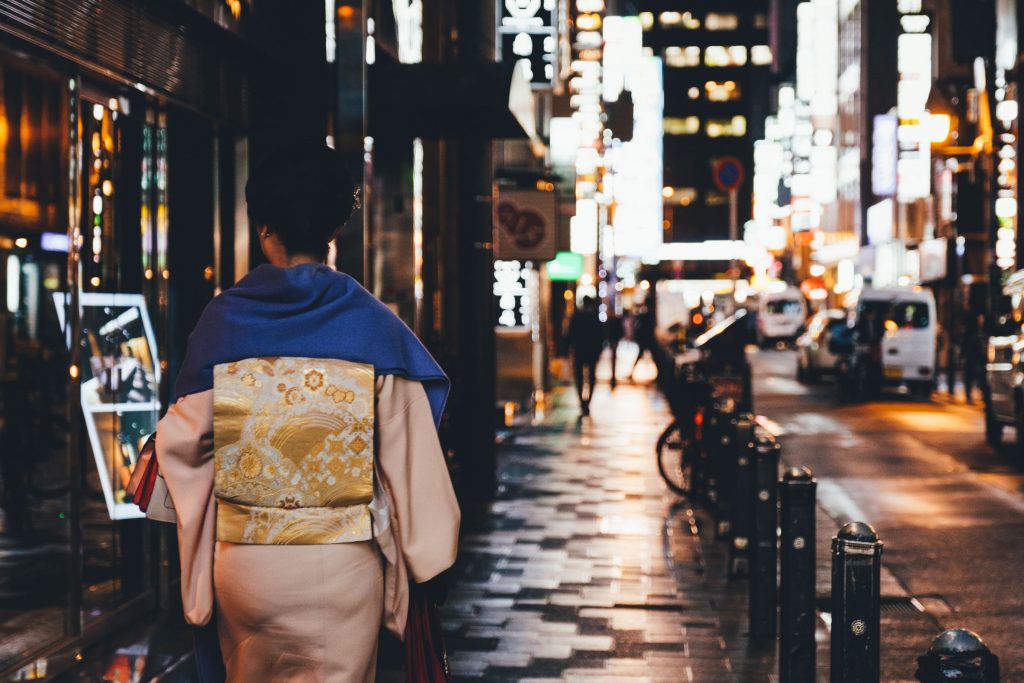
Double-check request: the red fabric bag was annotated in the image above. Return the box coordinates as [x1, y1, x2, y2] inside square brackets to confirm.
[404, 583, 450, 683]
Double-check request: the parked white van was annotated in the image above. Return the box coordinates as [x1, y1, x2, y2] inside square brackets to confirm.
[757, 287, 807, 347]
[845, 287, 938, 395]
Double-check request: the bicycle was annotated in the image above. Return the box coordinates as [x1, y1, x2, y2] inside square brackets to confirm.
[656, 359, 712, 498]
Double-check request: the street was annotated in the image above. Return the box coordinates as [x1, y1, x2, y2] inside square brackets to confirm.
[754, 347, 1024, 681]
[436, 347, 1024, 682]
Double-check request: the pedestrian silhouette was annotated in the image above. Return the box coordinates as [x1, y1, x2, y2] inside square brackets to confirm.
[630, 305, 657, 381]
[606, 311, 624, 389]
[567, 296, 604, 416]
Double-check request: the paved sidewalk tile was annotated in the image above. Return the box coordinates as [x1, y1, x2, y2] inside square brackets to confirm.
[441, 384, 777, 682]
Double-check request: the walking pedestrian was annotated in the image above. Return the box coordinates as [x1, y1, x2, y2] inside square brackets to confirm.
[629, 305, 658, 381]
[156, 145, 460, 682]
[606, 310, 624, 389]
[567, 296, 604, 416]
[962, 312, 983, 403]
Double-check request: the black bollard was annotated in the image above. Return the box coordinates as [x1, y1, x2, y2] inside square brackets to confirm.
[915, 629, 999, 682]
[830, 521, 883, 683]
[712, 406, 737, 539]
[749, 435, 780, 639]
[728, 414, 756, 577]
[779, 466, 817, 683]
[704, 403, 723, 509]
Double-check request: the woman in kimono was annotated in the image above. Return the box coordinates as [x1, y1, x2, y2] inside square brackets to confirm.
[156, 145, 460, 682]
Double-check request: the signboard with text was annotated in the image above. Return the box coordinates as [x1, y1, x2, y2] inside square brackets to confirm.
[494, 188, 558, 261]
[498, 0, 557, 88]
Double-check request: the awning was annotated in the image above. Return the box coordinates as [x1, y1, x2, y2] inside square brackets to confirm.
[368, 58, 540, 145]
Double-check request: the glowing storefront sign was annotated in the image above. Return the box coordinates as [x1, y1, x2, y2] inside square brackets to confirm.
[867, 199, 894, 245]
[547, 251, 584, 280]
[571, 198, 598, 254]
[610, 53, 663, 257]
[499, 0, 557, 87]
[872, 116, 898, 197]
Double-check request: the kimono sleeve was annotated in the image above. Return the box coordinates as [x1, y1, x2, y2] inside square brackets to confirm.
[376, 376, 460, 583]
[156, 390, 216, 626]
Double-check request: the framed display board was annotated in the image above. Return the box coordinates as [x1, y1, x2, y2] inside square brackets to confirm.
[56, 293, 160, 519]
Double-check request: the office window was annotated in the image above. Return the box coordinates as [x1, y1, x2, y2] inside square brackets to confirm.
[640, 12, 654, 30]
[688, 87, 700, 99]
[663, 187, 699, 205]
[664, 116, 701, 135]
[664, 46, 701, 68]
[704, 45, 747, 67]
[706, 116, 747, 137]
[705, 80, 741, 101]
[753, 13, 769, 29]
[751, 45, 773, 65]
[659, 11, 700, 28]
[705, 13, 739, 31]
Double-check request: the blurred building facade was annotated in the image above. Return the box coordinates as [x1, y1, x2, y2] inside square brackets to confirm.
[749, 0, 1020, 366]
[635, 3, 773, 243]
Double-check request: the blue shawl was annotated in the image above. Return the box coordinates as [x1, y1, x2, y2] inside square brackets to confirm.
[173, 263, 449, 426]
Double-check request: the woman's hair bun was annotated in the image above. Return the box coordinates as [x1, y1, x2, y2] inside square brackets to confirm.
[246, 144, 356, 258]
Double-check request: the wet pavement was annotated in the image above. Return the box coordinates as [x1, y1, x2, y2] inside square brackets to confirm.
[442, 345, 1024, 682]
[441, 377, 776, 682]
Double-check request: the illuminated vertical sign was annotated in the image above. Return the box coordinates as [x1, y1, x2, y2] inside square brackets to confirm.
[498, 0, 557, 88]
[871, 114, 898, 197]
[895, 14, 931, 203]
[569, 0, 605, 256]
[494, 260, 537, 328]
[609, 48, 663, 257]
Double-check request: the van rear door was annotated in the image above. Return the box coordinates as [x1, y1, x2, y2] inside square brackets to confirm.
[881, 298, 935, 382]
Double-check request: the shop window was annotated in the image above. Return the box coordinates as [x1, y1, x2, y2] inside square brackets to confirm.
[705, 80, 741, 102]
[77, 88, 164, 624]
[706, 116, 747, 137]
[751, 45, 773, 65]
[0, 56, 72, 669]
[704, 45, 747, 67]
[659, 11, 700, 28]
[705, 13, 739, 31]
[664, 116, 700, 135]
[664, 46, 701, 68]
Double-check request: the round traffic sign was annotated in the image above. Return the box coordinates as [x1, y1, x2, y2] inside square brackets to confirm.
[712, 156, 745, 192]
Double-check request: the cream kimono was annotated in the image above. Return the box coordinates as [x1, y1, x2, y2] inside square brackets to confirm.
[156, 362, 460, 683]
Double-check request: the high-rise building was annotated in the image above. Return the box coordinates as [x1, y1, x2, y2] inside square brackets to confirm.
[637, 3, 772, 243]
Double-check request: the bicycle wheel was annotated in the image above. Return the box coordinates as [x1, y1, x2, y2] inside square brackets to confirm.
[656, 421, 693, 497]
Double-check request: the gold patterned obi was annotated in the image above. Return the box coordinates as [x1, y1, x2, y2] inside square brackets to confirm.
[213, 357, 375, 544]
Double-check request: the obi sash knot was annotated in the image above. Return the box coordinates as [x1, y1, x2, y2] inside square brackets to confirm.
[212, 357, 375, 544]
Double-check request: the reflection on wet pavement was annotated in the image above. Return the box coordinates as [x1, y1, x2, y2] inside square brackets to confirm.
[441, 383, 775, 682]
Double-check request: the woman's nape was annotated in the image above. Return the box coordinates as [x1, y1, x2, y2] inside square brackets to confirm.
[255, 225, 321, 268]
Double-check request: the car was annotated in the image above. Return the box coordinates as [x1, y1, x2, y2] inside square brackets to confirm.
[834, 287, 938, 398]
[796, 309, 846, 381]
[984, 270, 1024, 451]
[757, 287, 807, 347]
